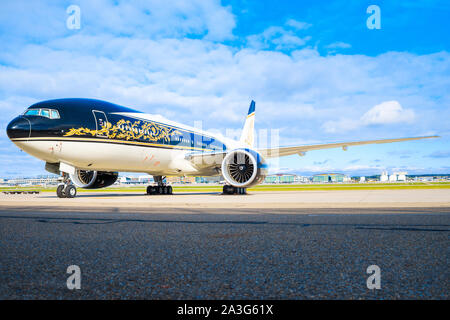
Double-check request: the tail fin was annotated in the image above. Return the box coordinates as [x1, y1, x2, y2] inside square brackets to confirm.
[240, 100, 255, 147]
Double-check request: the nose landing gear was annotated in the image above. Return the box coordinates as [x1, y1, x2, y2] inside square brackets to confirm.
[56, 173, 77, 198]
[223, 185, 247, 195]
[146, 176, 173, 195]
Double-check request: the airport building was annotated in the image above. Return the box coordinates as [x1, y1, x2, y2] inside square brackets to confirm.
[3, 176, 59, 186]
[265, 174, 295, 184]
[312, 173, 350, 183]
[415, 176, 434, 182]
[119, 175, 200, 185]
[195, 176, 222, 184]
[264, 174, 310, 184]
[380, 171, 408, 182]
[119, 176, 153, 185]
[166, 176, 196, 184]
[295, 175, 311, 183]
[394, 172, 407, 182]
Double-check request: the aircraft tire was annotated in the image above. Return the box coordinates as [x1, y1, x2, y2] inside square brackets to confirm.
[223, 185, 235, 195]
[168, 186, 173, 194]
[65, 185, 77, 198]
[57, 185, 66, 198]
[152, 186, 158, 195]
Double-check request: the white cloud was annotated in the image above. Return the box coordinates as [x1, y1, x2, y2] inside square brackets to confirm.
[361, 100, 415, 125]
[326, 42, 351, 49]
[343, 165, 383, 171]
[1, 40, 447, 136]
[0, 0, 236, 41]
[272, 34, 311, 50]
[285, 19, 312, 30]
[323, 101, 416, 133]
[246, 20, 312, 50]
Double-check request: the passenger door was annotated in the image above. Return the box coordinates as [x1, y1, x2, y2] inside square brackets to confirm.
[92, 110, 109, 137]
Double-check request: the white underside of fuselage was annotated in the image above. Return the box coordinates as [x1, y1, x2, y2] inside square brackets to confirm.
[11, 139, 220, 176]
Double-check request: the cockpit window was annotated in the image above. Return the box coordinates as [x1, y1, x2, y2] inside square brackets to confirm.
[25, 109, 40, 116]
[50, 110, 60, 119]
[24, 108, 60, 119]
[40, 109, 50, 118]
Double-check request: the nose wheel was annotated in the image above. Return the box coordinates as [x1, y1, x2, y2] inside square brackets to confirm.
[56, 173, 77, 198]
[223, 185, 247, 195]
[57, 184, 77, 198]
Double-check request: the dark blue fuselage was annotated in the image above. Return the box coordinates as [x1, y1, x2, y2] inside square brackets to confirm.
[7, 98, 227, 152]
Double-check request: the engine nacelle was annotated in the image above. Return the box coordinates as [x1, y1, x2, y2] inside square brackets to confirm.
[221, 149, 267, 187]
[70, 170, 118, 189]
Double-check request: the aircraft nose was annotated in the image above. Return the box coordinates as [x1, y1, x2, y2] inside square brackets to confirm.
[6, 116, 31, 139]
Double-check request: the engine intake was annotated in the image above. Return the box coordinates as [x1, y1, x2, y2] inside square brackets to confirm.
[221, 149, 267, 187]
[70, 170, 118, 189]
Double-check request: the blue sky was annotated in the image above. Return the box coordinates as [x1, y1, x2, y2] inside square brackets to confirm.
[0, 0, 449, 177]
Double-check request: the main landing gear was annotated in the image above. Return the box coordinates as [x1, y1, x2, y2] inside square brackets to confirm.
[223, 185, 247, 195]
[146, 176, 173, 195]
[56, 173, 77, 198]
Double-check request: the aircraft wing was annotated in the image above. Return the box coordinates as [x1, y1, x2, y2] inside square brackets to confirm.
[257, 136, 439, 159]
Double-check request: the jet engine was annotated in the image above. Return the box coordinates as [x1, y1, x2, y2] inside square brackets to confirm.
[221, 149, 267, 187]
[70, 170, 118, 189]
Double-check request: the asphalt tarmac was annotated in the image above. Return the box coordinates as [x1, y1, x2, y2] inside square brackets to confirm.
[0, 206, 448, 299]
[1, 188, 450, 208]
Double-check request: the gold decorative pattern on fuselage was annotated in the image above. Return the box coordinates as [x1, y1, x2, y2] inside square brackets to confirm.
[64, 119, 181, 143]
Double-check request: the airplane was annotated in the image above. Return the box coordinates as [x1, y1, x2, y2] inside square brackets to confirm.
[6, 98, 438, 198]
